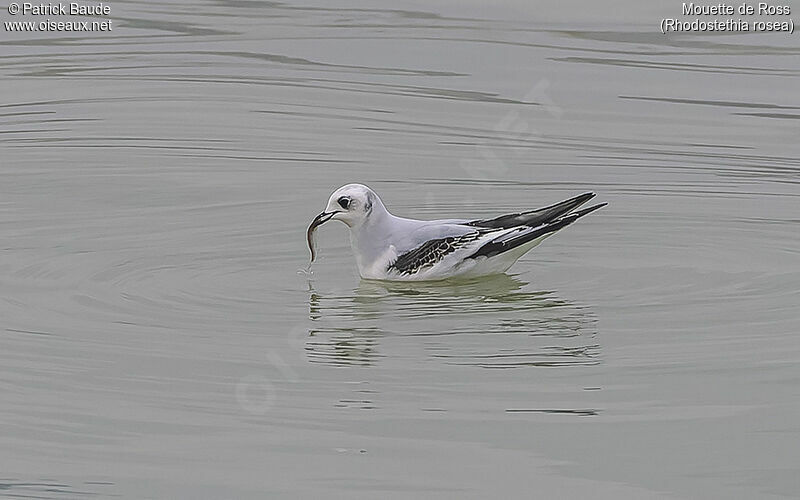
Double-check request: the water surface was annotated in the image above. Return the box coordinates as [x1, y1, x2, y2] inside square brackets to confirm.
[1, 1, 799, 498]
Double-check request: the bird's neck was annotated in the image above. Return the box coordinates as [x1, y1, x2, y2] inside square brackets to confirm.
[348, 205, 399, 272]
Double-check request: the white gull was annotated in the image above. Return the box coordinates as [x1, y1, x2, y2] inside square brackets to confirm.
[307, 184, 606, 281]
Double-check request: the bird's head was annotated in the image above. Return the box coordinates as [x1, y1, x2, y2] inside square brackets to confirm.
[306, 184, 384, 264]
[310, 183, 380, 230]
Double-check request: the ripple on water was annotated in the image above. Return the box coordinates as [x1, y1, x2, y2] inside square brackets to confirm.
[0, 479, 114, 499]
[305, 274, 599, 368]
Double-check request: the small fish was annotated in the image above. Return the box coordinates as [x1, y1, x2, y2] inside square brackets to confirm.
[306, 210, 337, 266]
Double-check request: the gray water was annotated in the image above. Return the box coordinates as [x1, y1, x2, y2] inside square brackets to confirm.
[2, 1, 799, 498]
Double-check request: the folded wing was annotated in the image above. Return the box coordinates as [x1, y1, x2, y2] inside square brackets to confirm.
[467, 202, 607, 260]
[386, 193, 607, 277]
[387, 229, 491, 275]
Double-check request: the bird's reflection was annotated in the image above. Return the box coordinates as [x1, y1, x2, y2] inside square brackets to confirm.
[305, 274, 599, 368]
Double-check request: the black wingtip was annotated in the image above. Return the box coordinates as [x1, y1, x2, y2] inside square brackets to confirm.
[571, 202, 607, 218]
[467, 192, 601, 230]
[561, 192, 597, 214]
[573, 192, 596, 204]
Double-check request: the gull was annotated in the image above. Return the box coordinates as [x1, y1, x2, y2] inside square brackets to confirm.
[307, 184, 606, 281]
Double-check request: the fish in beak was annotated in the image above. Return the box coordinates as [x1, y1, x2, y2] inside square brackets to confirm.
[306, 211, 338, 264]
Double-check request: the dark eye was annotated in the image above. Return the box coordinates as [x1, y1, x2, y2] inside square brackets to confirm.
[337, 196, 351, 210]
